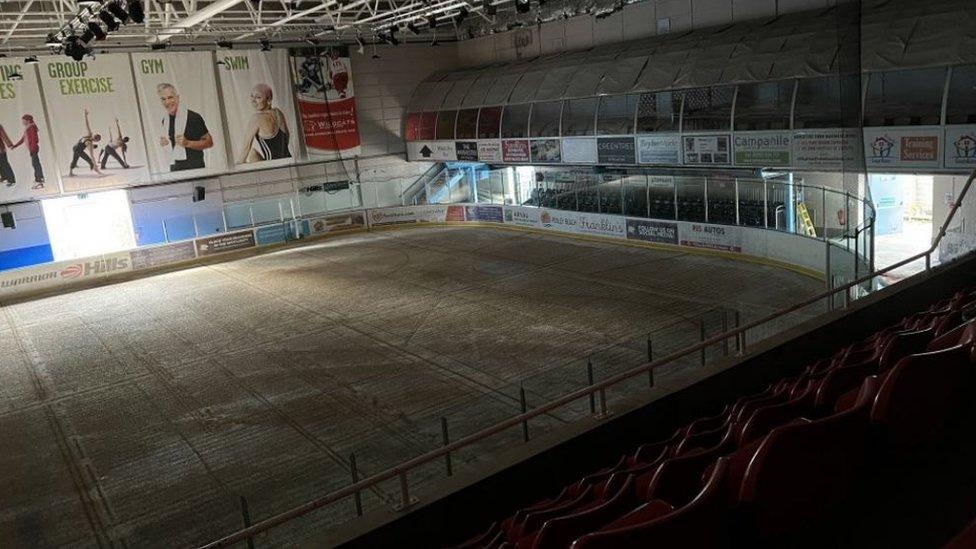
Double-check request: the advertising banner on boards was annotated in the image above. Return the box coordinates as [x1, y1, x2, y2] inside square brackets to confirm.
[502, 140, 530, 162]
[455, 141, 478, 161]
[561, 138, 598, 163]
[0, 60, 58, 202]
[539, 208, 580, 233]
[793, 129, 861, 170]
[130, 240, 197, 270]
[679, 222, 742, 252]
[368, 205, 453, 226]
[863, 128, 941, 169]
[637, 134, 681, 165]
[530, 139, 561, 163]
[597, 137, 636, 165]
[683, 135, 731, 165]
[464, 204, 503, 222]
[294, 48, 362, 158]
[625, 218, 679, 245]
[195, 230, 257, 256]
[306, 211, 366, 235]
[217, 49, 300, 169]
[577, 212, 626, 237]
[39, 55, 151, 192]
[132, 52, 228, 180]
[503, 206, 541, 228]
[733, 132, 791, 166]
[478, 141, 502, 162]
[0, 252, 133, 296]
[945, 126, 976, 170]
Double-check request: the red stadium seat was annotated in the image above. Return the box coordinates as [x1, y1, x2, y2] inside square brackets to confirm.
[737, 375, 881, 539]
[529, 475, 641, 549]
[570, 457, 731, 549]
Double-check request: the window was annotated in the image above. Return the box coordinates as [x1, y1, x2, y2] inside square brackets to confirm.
[734, 81, 794, 131]
[530, 101, 562, 137]
[793, 77, 845, 129]
[435, 110, 457, 139]
[947, 65, 976, 125]
[597, 95, 638, 135]
[478, 107, 503, 139]
[635, 92, 679, 133]
[418, 112, 437, 140]
[680, 86, 734, 132]
[561, 98, 599, 136]
[864, 68, 946, 127]
[501, 104, 531, 138]
[456, 109, 479, 139]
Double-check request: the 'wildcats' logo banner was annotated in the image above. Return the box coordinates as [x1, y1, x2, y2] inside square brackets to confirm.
[293, 48, 361, 158]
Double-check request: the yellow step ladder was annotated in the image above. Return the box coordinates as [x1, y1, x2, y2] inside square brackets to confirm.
[797, 202, 818, 237]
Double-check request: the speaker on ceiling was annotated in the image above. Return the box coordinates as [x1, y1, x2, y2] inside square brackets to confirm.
[192, 186, 206, 202]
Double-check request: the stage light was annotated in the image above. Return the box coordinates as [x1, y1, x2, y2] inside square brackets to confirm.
[45, 33, 62, 47]
[107, 1, 130, 23]
[260, 38, 272, 51]
[64, 36, 89, 61]
[80, 28, 96, 43]
[88, 21, 108, 41]
[8, 71, 23, 81]
[483, 0, 496, 16]
[25, 56, 39, 65]
[128, 0, 145, 24]
[99, 10, 121, 32]
[151, 42, 167, 50]
[515, 0, 530, 13]
[217, 39, 234, 49]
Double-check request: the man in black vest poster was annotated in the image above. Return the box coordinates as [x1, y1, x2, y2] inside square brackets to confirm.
[156, 83, 213, 171]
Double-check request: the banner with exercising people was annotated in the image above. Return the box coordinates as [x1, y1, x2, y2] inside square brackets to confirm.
[39, 55, 149, 192]
[0, 60, 59, 202]
[132, 51, 228, 180]
[293, 47, 361, 158]
[217, 49, 299, 170]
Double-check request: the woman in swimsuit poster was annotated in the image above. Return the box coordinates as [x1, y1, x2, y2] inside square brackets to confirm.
[238, 83, 291, 163]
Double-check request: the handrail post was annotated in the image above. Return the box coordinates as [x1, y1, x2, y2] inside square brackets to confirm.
[240, 496, 255, 549]
[441, 417, 453, 477]
[349, 454, 363, 517]
[598, 388, 608, 418]
[587, 358, 595, 413]
[722, 311, 729, 356]
[396, 471, 414, 511]
[699, 318, 706, 366]
[646, 337, 654, 388]
[520, 385, 529, 441]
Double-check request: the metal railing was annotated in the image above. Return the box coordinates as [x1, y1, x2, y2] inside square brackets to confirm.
[199, 169, 976, 549]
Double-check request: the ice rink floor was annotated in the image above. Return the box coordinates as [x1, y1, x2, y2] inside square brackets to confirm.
[0, 226, 822, 548]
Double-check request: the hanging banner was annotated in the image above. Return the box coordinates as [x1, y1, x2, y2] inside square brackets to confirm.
[294, 47, 361, 158]
[945, 126, 976, 170]
[407, 141, 457, 161]
[733, 132, 791, 166]
[530, 139, 561, 163]
[39, 55, 151, 192]
[217, 49, 300, 169]
[502, 140, 530, 162]
[597, 137, 637, 165]
[561, 138, 598, 164]
[455, 141, 478, 161]
[0, 60, 59, 202]
[478, 140, 502, 162]
[683, 135, 731, 165]
[132, 52, 227, 180]
[863, 127, 941, 169]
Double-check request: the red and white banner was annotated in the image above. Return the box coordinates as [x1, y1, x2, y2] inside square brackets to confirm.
[294, 48, 361, 158]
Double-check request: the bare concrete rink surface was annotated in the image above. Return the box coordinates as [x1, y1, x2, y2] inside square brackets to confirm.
[0, 226, 821, 548]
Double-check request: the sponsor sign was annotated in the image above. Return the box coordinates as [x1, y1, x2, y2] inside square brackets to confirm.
[408, 141, 457, 161]
[464, 204, 504, 223]
[530, 139, 561, 163]
[255, 223, 295, 245]
[478, 141, 502, 162]
[637, 134, 681, 165]
[597, 137, 637, 165]
[561, 138, 598, 163]
[503, 206, 541, 228]
[683, 135, 731, 165]
[0, 252, 133, 295]
[446, 205, 465, 221]
[130, 241, 196, 270]
[680, 222, 742, 252]
[539, 209, 580, 233]
[945, 126, 976, 169]
[195, 230, 256, 256]
[307, 211, 366, 234]
[734, 132, 791, 166]
[578, 212, 626, 237]
[502, 140, 530, 162]
[793, 129, 862, 170]
[368, 205, 450, 226]
[863, 128, 941, 168]
[294, 48, 362, 158]
[455, 141, 478, 161]
[626, 218, 679, 245]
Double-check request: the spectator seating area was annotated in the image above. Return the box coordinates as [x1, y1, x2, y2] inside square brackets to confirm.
[448, 289, 976, 549]
[524, 188, 782, 229]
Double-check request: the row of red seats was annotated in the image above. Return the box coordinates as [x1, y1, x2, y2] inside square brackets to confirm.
[449, 289, 976, 549]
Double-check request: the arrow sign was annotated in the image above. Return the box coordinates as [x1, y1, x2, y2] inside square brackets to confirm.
[420, 145, 433, 158]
